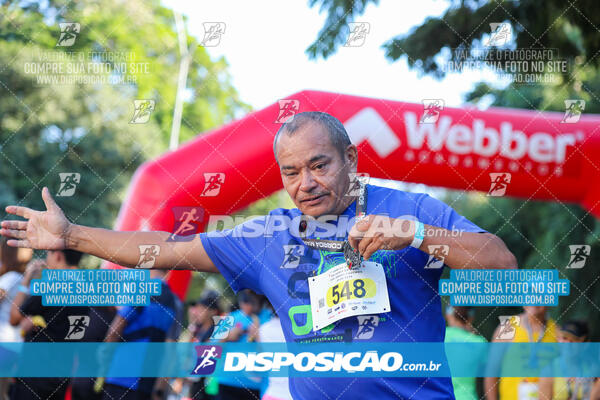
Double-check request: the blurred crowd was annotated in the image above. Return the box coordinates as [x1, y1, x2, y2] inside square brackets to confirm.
[0, 237, 598, 400]
[444, 305, 600, 400]
[0, 238, 290, 400]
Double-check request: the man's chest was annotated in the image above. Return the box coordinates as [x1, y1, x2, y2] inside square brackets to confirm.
[265, 238, 437, 342]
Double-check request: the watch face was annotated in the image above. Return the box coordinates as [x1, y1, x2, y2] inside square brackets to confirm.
[343, 241, 363, 269]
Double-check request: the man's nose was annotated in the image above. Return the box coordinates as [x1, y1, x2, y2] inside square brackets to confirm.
[299, 170, 318, 192]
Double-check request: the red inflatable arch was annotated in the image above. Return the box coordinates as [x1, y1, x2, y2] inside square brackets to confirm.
[106, 90, 600, 299]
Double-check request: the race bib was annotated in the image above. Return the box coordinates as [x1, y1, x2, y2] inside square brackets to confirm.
[308, 261, 391, 332]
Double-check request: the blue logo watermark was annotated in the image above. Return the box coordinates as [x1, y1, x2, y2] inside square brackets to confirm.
[29, 269, 162, 306]
[440, 269, 569, 306]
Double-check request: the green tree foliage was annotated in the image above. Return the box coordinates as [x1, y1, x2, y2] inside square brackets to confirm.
[307, 0, 599, 73]
[0, 0, 249, 232]
[308, 0, 600, 339]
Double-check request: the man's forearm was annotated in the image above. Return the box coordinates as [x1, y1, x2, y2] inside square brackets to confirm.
[65, 224, 218, 272]
[420, 227, 517, 269]
[66, 224, 166, 268]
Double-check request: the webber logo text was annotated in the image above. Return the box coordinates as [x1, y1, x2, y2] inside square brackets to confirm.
[403, 111, 578, 163]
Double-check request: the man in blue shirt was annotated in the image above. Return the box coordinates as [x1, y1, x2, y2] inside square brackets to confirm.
[1, 112, 517, 399]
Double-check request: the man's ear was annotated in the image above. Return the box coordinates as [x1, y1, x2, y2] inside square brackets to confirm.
[345, 144, 358, 168]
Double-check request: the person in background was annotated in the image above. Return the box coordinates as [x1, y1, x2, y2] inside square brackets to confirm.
[444, 306, 486, 400]
[485, 306, 558, 400]
[592, 380, 600, 400]
[9, 249, 87, 400]
[69, 305, 117, 400]
[101, 269, 178, 400]
[182, 290, 221, 343]
[171, 290, 222, 400]
[258, 302, 291, 400]
[216, 289, 262, 400]
[538, 320, 597, 400]
[256, 295, 273, 325]
[0, 238, 32, 400]
[153, 275, 184, 400]
[0, 238, 32, 342]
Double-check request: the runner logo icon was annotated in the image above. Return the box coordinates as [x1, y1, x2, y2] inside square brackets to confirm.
[420, 99, 444, 124]
[496, 315, 520, 340]
[354, 315, 379, 340]
[281, 245, 305, 268]
[65, 315, 90, 340]
[57, 173, 80, 197]
[137, 245, 161, 268]
[210, 316, 234, 340]
[193, 345, 222, 375]
[201, 173, 225, 197]
[567, 245, 590, 269]
[425, 245, 449, 269]
[275, 99, 299, 123]
[487, 172, 511, 196]
[56, 23, 80, 47]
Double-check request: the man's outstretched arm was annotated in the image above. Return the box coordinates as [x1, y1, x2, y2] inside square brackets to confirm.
[0, 187, 218, 273]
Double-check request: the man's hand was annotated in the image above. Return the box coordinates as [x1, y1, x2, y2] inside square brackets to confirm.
[348, 215, 414, 260]
[0, 188, 218, 272]
[1, 187, 70, 250]
[347, 214, 517, 269]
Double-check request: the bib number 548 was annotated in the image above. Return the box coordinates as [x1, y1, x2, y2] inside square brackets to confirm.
[328, 278, 375, 306]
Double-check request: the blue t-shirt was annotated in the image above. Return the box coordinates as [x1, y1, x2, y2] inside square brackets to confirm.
[200, 184, 485, 400]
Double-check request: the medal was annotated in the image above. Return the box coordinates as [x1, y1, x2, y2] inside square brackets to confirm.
[300, 180, 367, 271]
[343, 241, 363, 269]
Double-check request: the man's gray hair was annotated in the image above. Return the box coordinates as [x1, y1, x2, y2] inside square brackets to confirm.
[273, 111, 352, 162]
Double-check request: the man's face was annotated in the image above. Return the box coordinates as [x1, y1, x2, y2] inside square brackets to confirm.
[276, 122, 357, 217]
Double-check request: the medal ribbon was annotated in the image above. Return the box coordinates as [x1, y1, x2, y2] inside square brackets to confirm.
[299, 181, 367, 271]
